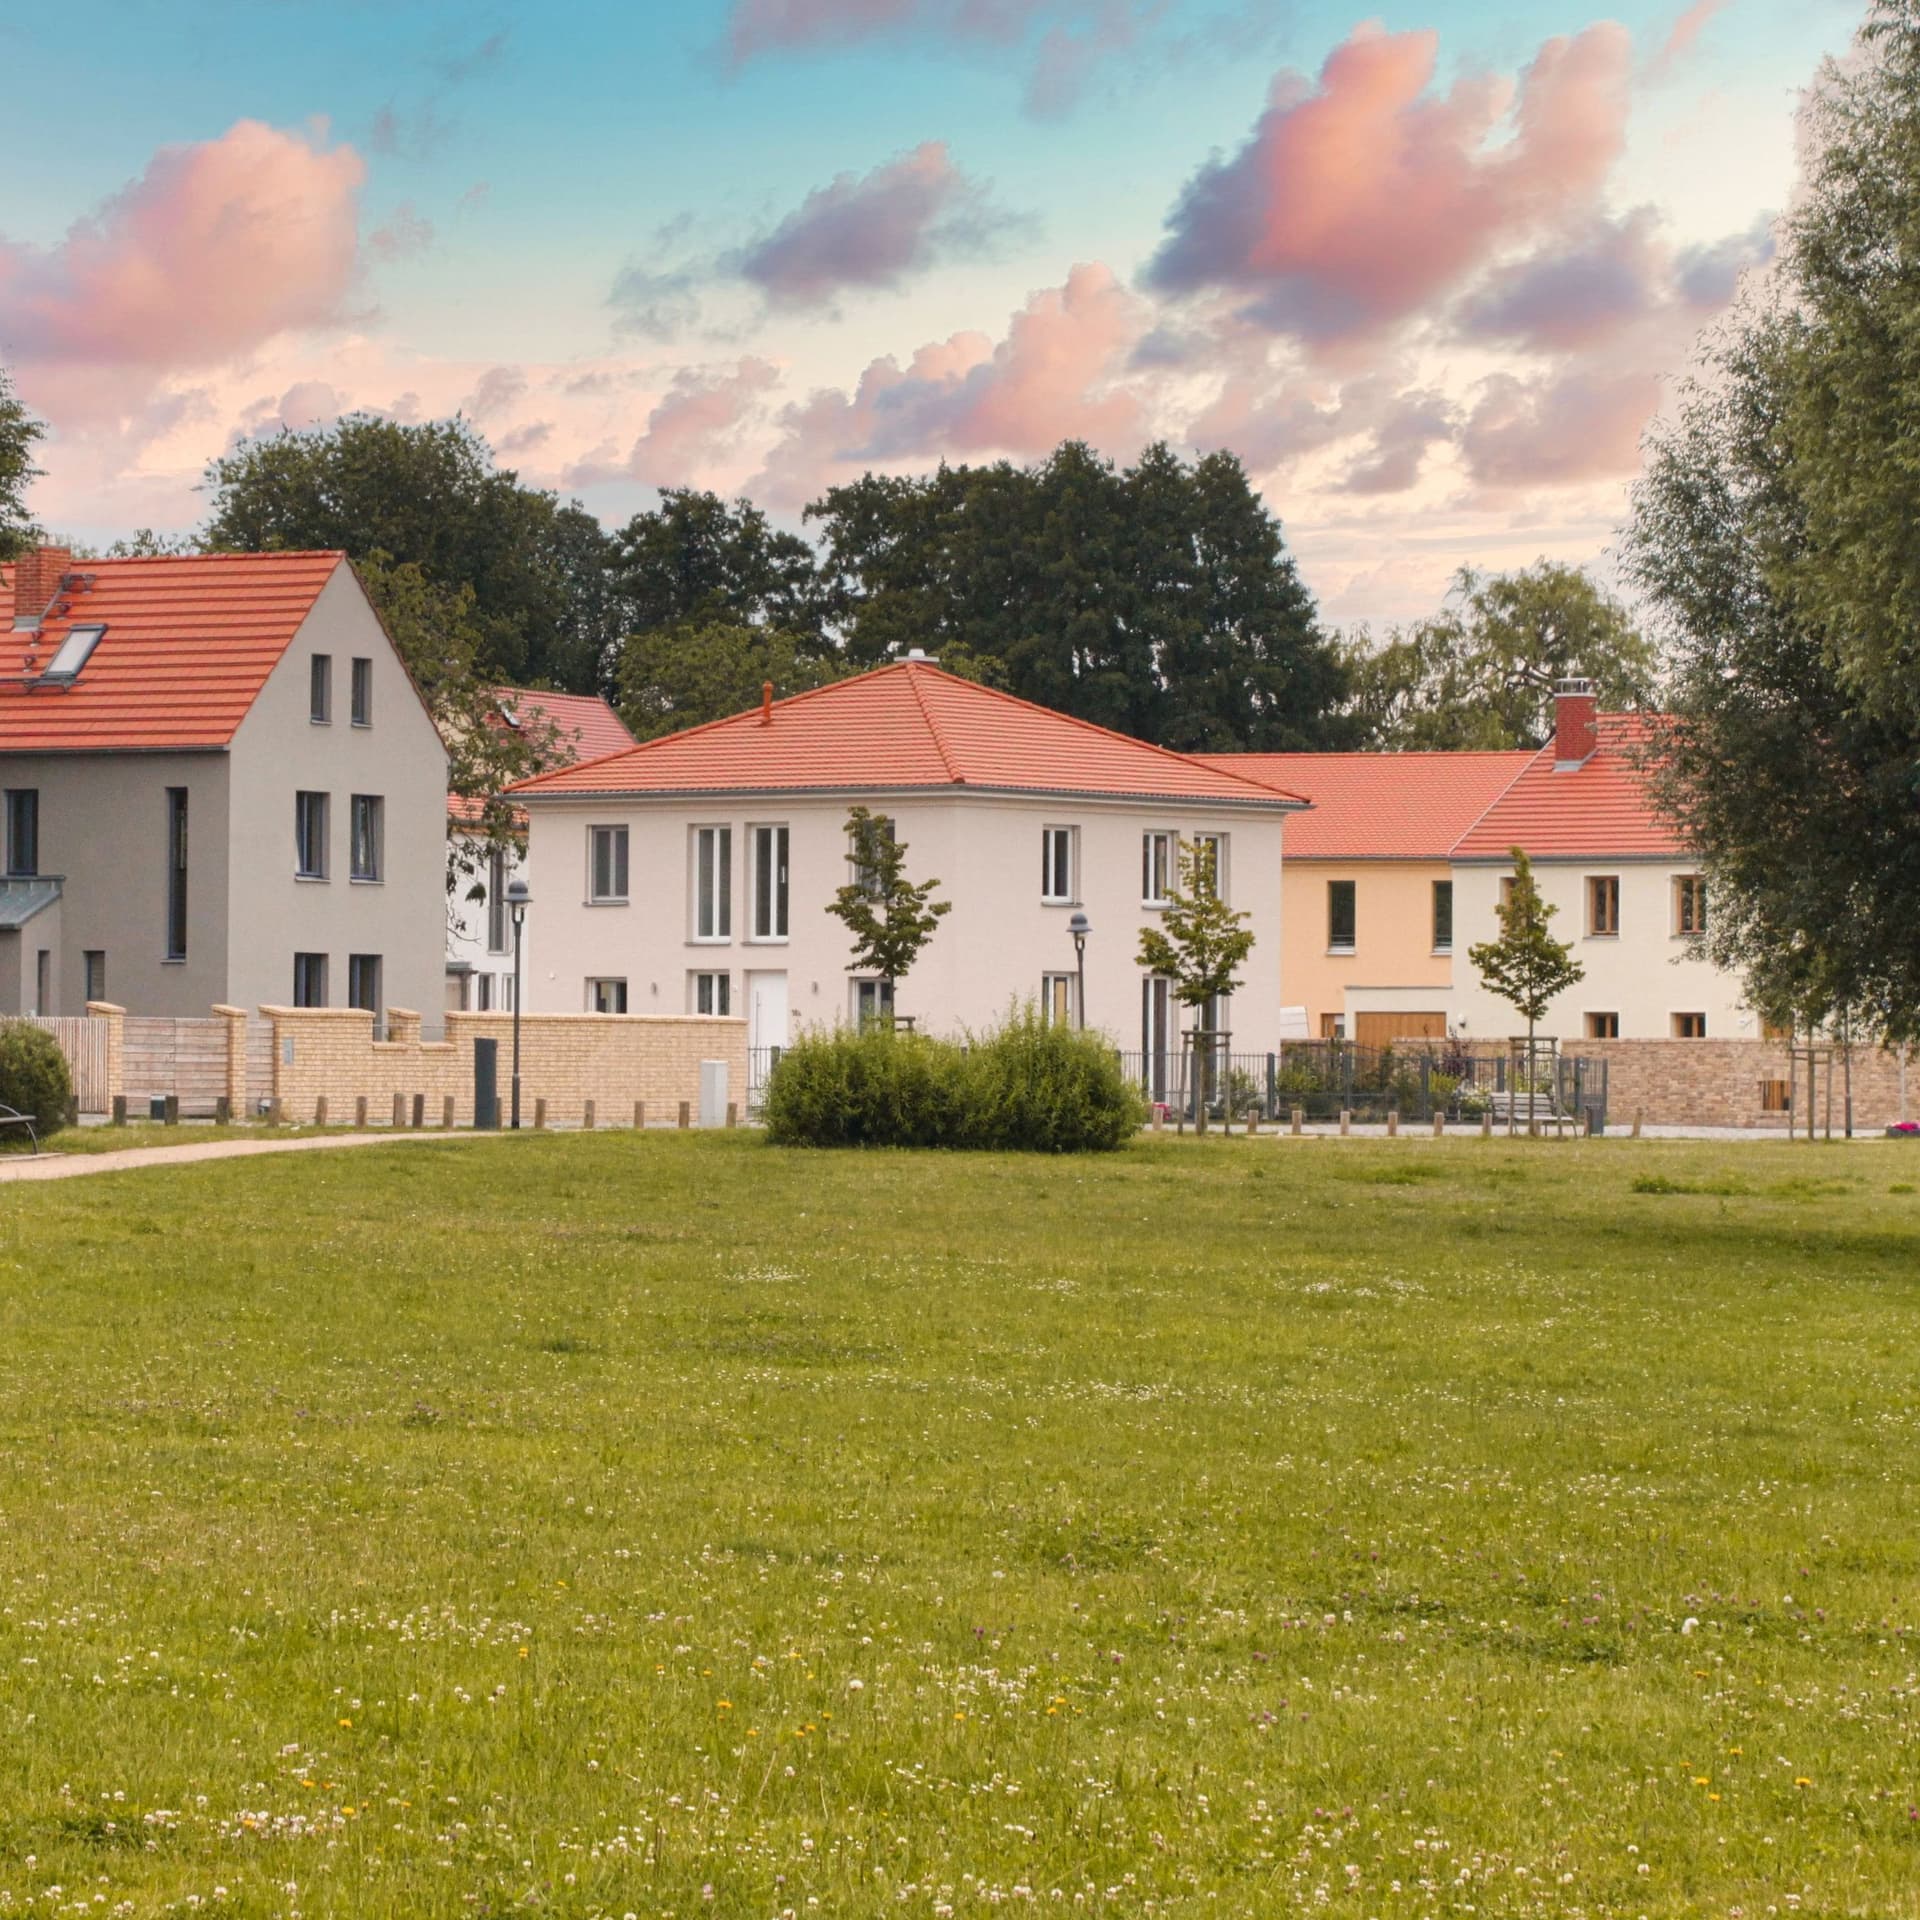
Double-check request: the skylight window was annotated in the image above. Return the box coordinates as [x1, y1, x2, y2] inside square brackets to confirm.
[41, 623, 105, 682]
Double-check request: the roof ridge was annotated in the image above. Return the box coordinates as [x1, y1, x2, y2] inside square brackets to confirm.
[901, 663, 964, 783]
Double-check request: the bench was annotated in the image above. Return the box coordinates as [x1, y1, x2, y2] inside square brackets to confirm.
[0, 1103, 41, 1154]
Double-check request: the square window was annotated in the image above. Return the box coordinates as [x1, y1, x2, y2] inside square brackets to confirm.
[589, 977, 630, 1015]
[589, 825, 630, 903]
[309, 654, 332, 724]
[1588, 875, 1621, 936]
[1673, 1011, 1707, 1039]
[295, 791, 329, 878]
[854, 977, 894, 1027]
[350, 657, 373, 727]
[350, 795, 383, 881]
[691, 971, 730, 1016]
[1041, 826, 1075, 904]
[1585, 1011, 1620, 1039]
[1327, 879, 1356, 952]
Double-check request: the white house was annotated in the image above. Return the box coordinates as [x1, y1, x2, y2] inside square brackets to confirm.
[509, 659, 1300, 1077]
[1448, 682, 1754, 1042]
[446, 687, 635, 1013]
[1, 544, 447, 1019]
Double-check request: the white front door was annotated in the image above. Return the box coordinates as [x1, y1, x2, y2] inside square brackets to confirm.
[748, 971, 789, 1053]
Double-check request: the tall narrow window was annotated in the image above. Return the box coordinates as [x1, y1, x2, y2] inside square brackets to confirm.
[5, 789, 39, 877]
[850, 815, 893, 898]
[1041, 972, 1075, 1027]
[295, 791, 328, 879]
[34, 950, 50, 1017]
[1588, 875, 1621, 936]
[695, 825, 732, 939]
[84, 951, 106, 1002]
[1192, 832, 1228, 901]
[1141, 975, 1173, 1104]
[165, 787, 188, 959]
[589, 977, 630, 1014]
[293, 952, 328, 1006]
[350, 795, 384, 881]
[1327, 879, 1356, 953]
[1431, 879, 1454, 954]
[475, 974, 493, 1012]
[348, 953, 382, 1016]
[692, 971, 730, 1016]
[1142, 831, 1175, 906]
[589, 825, 629, 903]
[486, 847, 509, 952]
[752, 825, 789, 939]
[1674, 873, 1708, 936]
[1041, 826, 1075, 904]
[350, 657, 373, 727]
[309, 654, 332, 724]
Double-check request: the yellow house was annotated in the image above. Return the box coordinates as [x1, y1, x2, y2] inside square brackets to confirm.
[1197, 751, 1530, 1048]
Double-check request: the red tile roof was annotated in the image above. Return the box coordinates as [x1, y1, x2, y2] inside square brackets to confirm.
[512, 660, 1308, 807]
[1451, 715, 1682, 859]
[1194, 750, 1532, 859]
[449, 688, 637, 825]
[0, 550, 346, 751]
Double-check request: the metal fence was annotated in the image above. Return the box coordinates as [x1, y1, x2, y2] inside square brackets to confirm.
[748, 1046, 783, 1112]
[1116, 1040, 1608, 1129]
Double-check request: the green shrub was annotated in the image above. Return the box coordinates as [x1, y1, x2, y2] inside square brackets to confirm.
[0, 1020, 73, 1145]
[764, 1008, 1142, 1152]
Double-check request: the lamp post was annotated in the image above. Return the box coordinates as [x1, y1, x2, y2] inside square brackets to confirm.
[1067, 910, 1090, 1030]
[507, 876, 531, 1129]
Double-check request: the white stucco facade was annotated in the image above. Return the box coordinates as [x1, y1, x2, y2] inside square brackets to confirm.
[517, 789, 1286, 1057]
[1448, 857, 1755, 1042]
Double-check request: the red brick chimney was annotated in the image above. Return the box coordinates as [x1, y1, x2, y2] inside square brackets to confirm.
[10, 544, 73, 631]
[1553, 676, 1597, 767]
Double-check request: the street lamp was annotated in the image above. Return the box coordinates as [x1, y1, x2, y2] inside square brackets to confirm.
[1067, 910, 1091, 1030]
[507, 876, 532, 1129]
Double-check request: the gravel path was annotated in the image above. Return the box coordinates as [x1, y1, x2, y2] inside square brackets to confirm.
[0, 1130, 482, 1184]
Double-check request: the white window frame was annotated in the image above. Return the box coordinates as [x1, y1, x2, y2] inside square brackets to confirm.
[349, 794, 383, 883]
[693, 824, 733, 942]
[1041, 972, 1076, 1028]
[486, 847, 509, 953]
[691, 970, 731, 1016]
[1193, 831, 1229, 903]
[853, 977, 894, 1027]
[587, 976, 629, 1015]
[1142, 830, 1176, 908]
[294, 790, 329, 880]
[588, 825, 629, 905]
[749, 823, 789, 942]
[1041, 825, 1076, 905]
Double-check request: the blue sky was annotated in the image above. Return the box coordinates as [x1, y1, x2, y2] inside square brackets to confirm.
[0, 0, 1870, 621]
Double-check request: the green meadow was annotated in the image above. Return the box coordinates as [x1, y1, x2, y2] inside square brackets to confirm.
[2, 1132, 1916, 1917]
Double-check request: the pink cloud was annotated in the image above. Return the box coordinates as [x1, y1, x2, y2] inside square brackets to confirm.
[752, 261, 1143, 505]
[735, 142, 1014, 307]
[1459, 364, 1662, 487]
[1648, 0, 1728, 80]
[0, 121, 364, 373]
[1147, 21, 1633, 346]
[566, 358, 781, 490]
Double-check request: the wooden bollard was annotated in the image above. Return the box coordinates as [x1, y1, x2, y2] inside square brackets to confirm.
[442, 1095, 455, 1130]
[163, 1094, 179, 1127]
[409, 1093, 424, 1129]
[314, 1095, 328, 1127]
[677, 1100, 691, 1129]
[269, 1097, 285, 1127]
[214, 1095, 231, 1125]
[1580, 1109, 1592, 1138]
[533, 1097, 548, 1130]
[1338, 1109, 1351, 1137]
[391, 1092, 406, 1130]
[1480, 1110, 1492, 1139]
[355, 1095, 369, 1129]
[111, 1094, 127, 1127]
[632, 1100, 645, 1130]
[1387, 1110, 1399, 1138]
[1291, 1107, 1303, 1136]
[1432, 1112, 1444, 1138]
[725, 1101, 738, 1128]
[1151, 1105, 1162, 1133]
[583, 1099, 596, 1131]
[1632, 1112, 1643, 1139]
[1245, 1109, 1258, 1135]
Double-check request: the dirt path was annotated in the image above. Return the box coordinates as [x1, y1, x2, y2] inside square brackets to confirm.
[0, 1130, 484, 1185]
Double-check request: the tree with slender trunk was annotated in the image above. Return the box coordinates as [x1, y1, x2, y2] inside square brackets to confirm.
[826, 807, 951, 1024]
[1136, 838, 1254, 1134]
[1468, 849, 1584, 1136]
[0, 363, 45, 561]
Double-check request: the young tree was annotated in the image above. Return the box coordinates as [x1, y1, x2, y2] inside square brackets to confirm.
[1467, 849, 1584, 1134]
[1136, 838, 1255, 1132]
[1626, 0, 1920, 1039]
[0, 363, 46, 561]
[825, 807, 951, 1021]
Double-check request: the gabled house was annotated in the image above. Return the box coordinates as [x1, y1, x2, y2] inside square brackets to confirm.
[1196, 748, 1530, 1045]
[447, 687, 637, 1012]
[0, 545, 447, 1019]
[1448, 681, 1750, 1042]
[509, 658, 1302, 1068]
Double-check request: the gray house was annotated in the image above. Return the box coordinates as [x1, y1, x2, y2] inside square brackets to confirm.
[0, 545, 448, 1019]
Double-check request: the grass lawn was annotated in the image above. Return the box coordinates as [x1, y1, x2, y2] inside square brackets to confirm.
[2, 1134, 1917, 1918]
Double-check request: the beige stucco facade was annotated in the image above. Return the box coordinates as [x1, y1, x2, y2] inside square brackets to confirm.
[0, 566, 447, 1018]
[520, 788, 1286, 1056]
[1280, 858, 1454, 1040]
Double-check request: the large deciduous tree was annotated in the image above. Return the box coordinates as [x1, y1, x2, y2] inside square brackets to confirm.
[808, 441, 1348, 751]
[1340, 562, 1657, 750]
[617, 622, 846, 740]
[0, 364, 45, 561]
[613, 488, 827, 645]
[202, 415, 624, 692]
[1627, 0, 1920, 1040]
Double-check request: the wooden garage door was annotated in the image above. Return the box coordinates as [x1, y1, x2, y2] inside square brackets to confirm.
[1354, 1011, 1447, 1049]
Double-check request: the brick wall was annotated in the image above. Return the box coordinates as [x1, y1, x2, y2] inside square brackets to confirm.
[263, 1005, 749, 1126]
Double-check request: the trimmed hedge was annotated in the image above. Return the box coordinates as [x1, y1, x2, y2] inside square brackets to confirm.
[763, 1008, 1142, 1152]
[0, 1020, 73, 1145]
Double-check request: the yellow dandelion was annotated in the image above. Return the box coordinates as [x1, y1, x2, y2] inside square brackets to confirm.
[1693, 1776, 1710, 1786]
[1795, 1777, 1812, 1787]
[517, 1647, 530, 1660]
[718, 1701, 732, 1711]
[338, 1718, 353, 1728]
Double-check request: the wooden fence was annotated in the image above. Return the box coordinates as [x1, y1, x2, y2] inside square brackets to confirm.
[122, 1016, 229, 1117]
[23, 1015, 112, 1113]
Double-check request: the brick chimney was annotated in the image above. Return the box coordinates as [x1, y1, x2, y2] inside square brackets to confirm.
[1553, 676, 1597, 768]
[10, 544, 73, 631]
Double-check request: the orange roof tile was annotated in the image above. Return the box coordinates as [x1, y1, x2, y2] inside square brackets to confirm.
[1194, 750, 1533, 859]
[0, 550, 346, 752]
[492, 686, 636, 765]
[1451, 715, 1683, 859]
[512, 660, 1307, 807]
